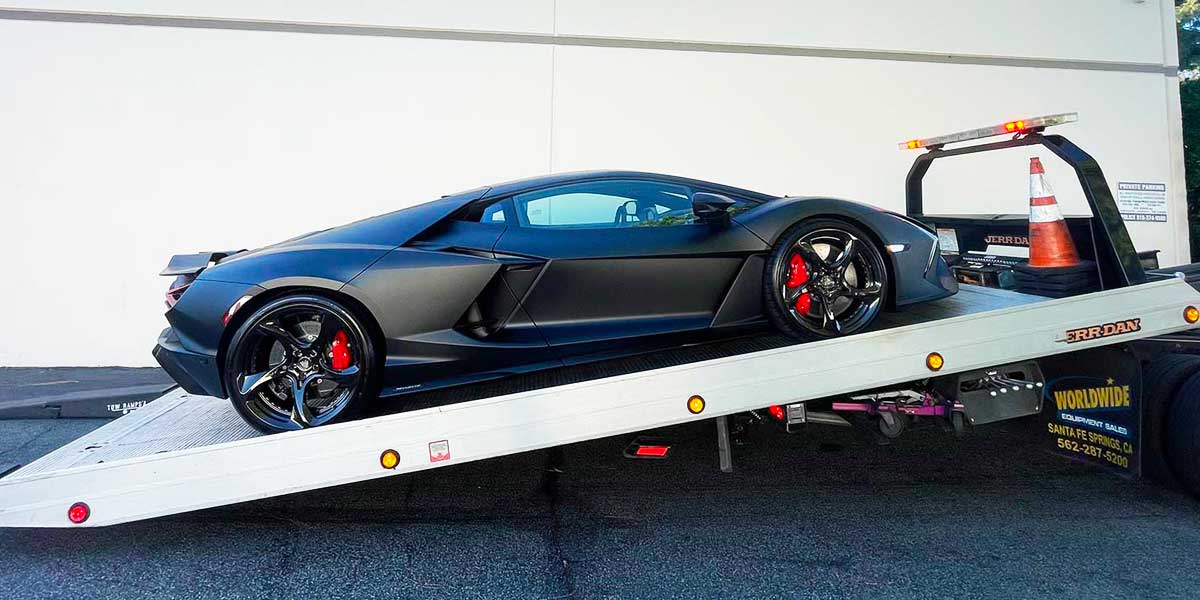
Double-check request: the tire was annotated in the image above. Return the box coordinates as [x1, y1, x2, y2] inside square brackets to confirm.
[1141, 354, 1200, 482]
[763, 218, 889, 340]
[1167, 370, 1200, 497]
[224, 294, 377, 433]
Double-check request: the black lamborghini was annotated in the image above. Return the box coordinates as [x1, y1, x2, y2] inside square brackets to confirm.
[153, 171, 957, 432]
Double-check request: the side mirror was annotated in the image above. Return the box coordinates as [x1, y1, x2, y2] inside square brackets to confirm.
[692, 192, 736, 226]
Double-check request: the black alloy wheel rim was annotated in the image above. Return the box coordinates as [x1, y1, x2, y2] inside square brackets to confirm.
[233, 303, 363, 430]
[777, 228, 885, 336]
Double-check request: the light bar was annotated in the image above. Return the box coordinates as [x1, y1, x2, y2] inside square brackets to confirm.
[899, 113, 1078, 150]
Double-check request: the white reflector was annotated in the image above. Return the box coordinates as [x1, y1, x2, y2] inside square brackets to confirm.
[899, 113, 1078, 150]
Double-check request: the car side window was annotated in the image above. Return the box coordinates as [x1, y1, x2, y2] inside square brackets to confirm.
[512, 180, 698, 229]
[480, 201, 506, 223]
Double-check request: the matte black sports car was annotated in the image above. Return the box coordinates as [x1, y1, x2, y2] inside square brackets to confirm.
[154, 171, 957, 432]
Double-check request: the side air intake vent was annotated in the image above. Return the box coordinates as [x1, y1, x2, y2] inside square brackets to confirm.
[455, 271, 522, 339]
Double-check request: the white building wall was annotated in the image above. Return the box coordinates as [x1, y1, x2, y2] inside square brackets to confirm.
[0, 0, 1185, 366]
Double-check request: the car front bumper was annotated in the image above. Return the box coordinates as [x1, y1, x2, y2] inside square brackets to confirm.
[153, 327, 225, 398]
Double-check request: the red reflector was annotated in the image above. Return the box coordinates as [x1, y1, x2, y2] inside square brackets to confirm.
[634, 445, 670, 457]
[67, 502, 90, 524]
[768, 405, 786, 421]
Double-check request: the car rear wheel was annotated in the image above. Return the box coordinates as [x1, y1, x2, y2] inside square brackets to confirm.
[763, 219, 889, 340]
[224, 294, 376, 433]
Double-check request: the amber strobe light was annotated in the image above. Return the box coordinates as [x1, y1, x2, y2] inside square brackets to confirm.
[687, 395, 706, 414]
[926, 352, 945, 372]
[379, 449, 400, 470]
[899, 113, 1078, 150]
[67, 502, 90, 524]
[1186, 306, 1200, 324]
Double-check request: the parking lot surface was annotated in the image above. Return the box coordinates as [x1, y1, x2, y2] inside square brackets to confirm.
[2, 413, 1198, 599]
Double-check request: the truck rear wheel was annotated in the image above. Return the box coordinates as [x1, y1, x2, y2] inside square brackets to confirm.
[1142, 354, 1200, 482]
[1166, 370, 1200, 497]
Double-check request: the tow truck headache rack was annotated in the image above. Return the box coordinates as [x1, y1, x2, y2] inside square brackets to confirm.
[902, 112, 1144, 290]
[3, 115, 1199, 527]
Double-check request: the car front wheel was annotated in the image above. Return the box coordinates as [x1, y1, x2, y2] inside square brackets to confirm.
[763, 219, 889, 340]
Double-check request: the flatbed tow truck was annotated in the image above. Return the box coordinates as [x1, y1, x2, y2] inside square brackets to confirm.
[5, 115, 1200, 528]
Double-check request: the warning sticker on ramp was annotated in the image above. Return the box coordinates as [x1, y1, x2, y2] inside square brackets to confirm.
[1116, 182, 1167, 222]
[429, 440, 451, 463]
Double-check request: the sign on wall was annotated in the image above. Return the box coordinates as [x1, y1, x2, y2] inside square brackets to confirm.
[1116, 182, 1167, 223]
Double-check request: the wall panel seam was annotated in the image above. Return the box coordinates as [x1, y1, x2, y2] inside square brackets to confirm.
[0, 7, 1178, 76]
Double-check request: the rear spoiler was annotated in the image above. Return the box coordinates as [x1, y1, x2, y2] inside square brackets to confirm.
[160, 250, 244, 277]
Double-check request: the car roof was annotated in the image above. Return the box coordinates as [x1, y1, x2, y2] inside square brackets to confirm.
[480, 170, 779, 203]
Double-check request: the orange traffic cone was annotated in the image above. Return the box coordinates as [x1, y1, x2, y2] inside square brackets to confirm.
[1027, 157, 1081, 268]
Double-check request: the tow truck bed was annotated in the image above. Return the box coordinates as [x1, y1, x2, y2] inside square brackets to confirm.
[3, 280, 1197, 527]
[10, 284, 1040, 477]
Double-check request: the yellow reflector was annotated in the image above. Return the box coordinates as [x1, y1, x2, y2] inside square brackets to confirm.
[1186, 306, 1199, 324]
[926, 352, 945, 371]
[687, 395, 706, 414]
[380, 449, 400, 470]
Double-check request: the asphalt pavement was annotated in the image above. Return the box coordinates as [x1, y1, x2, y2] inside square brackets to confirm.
[1, 412, 1198, 599]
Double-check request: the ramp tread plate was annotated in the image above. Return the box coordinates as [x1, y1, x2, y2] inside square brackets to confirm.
[10, 390, 257, 479]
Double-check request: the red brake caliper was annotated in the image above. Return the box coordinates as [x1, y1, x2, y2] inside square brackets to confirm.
[786, 254, 811, 314]
[330, 330, 352, 371]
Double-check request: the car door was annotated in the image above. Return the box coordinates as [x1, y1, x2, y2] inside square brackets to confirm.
[490, 178, 767, 354]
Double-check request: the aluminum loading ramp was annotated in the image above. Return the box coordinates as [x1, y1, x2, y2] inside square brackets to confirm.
[10, 284, 1041, 475]
[3, 280, 1198, 527]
